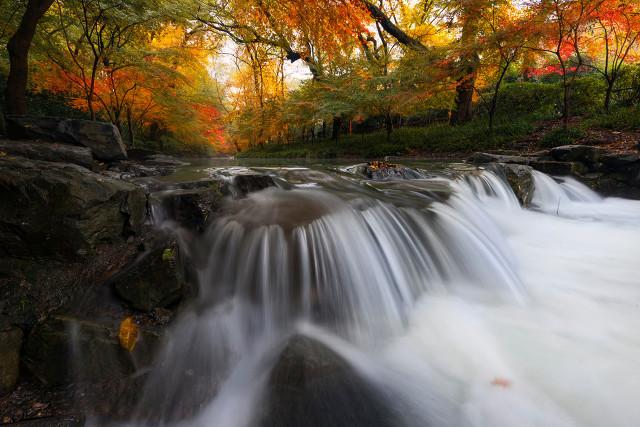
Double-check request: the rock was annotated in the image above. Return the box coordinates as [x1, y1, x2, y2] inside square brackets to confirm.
[5, 116, 127, 162]
[468, 152, 532, 165]
[599, 153, 640, 170]
[5, 116, 66, 141]
[344, 162, 422, 180]
[550, 145, 602, 164]
[228, 174, 276, 196]
[149, 186, 224, 231]
[6, 416, 84, 426]
[492, 163, 535, 207]
[0, 141, 94, 170]
[530, 160, 586, 176]
[0, 156, 146, 259]
[56, 119, 127, 162]
[143, 154, 189, 167]
[260, 335, 397, 427]
[106, 161, 170, 180]
[23, 316, 160, 386]
[110, 238, 186, 312]
[0, 326, 23, 395]
[4, 415, 85, 427]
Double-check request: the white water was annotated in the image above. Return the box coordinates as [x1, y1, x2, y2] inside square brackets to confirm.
[127, 167, 640, 427]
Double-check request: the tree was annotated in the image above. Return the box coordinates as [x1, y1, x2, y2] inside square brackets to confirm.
[5, 0, 54, 116]
[588, 0, 640, 111]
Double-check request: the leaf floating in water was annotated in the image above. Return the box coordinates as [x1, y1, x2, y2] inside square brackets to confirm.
[119, 316, 138, 352]
[491, 377, 512, 388]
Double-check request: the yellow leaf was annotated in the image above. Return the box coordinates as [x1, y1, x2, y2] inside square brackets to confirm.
[119, 316, 138, 352]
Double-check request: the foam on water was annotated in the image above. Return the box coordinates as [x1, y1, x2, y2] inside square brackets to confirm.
[122, 167, 640, 427]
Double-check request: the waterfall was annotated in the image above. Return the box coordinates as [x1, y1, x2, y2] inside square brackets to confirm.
[118, 166, 640, 427]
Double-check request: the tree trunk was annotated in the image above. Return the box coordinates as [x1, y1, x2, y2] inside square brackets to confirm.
[5, 0, 54, 116]
[604, 79, 614, 113]
[450, 10, 479, 126]
[385, 111, 393, 143]
[126, 107, 134, 147]
[332, 116, 342, 143]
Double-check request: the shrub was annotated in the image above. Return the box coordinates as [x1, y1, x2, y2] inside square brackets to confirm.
[540, 127, 585, 148]
[496, 82, 560, 118]
[584, 107, 640, 130]
[568, 75, 605, 116]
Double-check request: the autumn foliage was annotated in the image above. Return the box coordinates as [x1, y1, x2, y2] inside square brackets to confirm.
[2, 0, 640, 153]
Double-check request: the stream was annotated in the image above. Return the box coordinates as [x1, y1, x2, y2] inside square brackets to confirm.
[119, 161, 640, 427]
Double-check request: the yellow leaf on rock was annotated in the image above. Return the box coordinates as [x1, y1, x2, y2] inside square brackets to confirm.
[119, 316, 138, 352]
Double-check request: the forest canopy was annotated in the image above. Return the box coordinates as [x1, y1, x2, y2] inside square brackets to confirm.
[2, 0, 640, 155]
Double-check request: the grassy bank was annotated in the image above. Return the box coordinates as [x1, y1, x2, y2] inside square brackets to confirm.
[237, 117, 537, 159]
[238, 107, 640, 159]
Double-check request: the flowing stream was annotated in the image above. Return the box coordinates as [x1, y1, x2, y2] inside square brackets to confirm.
[125, 164, 640, 427]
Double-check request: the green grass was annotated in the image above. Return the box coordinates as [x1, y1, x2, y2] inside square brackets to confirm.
[539, 127, 586, 148]
[582, 107, 640, 131]
[238, 118, 536, 159]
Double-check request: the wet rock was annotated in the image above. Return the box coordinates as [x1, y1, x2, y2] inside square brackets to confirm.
[530, 160, 586, 176]
[143, 154, 189, 168]
[105, 161, 170, 180]
[260, 335, 397, 427]
[550, 145, 602, 164]
[344, 162, 422, 180]
[23, 316, 160, 387]
[492, 163, 535, 207]
[0, 141, 94, 170]
[5, 117, 127, 162]
[468, 152, 532, 165]
[110, 238, 186, 312]
[4, 415, 85, 427]
[149, 186, 224, 231]
[0, 156, 146, 259]
[599, 153, 640, 170]
[229, 174, 276, 196]
[0, 326, 23, 395]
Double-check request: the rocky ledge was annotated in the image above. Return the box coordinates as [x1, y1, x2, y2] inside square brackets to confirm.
[0, 119, 276, 424]
[469, 144, 640, 200]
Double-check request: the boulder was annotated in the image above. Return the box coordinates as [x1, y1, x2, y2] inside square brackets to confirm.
[599, 153, 640, 170]
[228, 174, 276, 196]
[0, 156, 146, 259]
[0, 326, 23, 395]
[550, 145, 602, 164]
[0, 141, 94, 170]
[56, 119, 127, 162]
[5, 116, 127, 162]
[23, 316, 160, 386]
[492, 163, 535, 207]
[149, 186, 224, 231]
[530, 160, 586, 176]
[110, 238, 186, 312]
[260, 335, 397, 427]
[5, 116, 66, 141]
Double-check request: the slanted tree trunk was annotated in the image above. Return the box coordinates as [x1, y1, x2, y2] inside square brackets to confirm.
[604, 77, 614, 113]
[5, 0, 54, 116]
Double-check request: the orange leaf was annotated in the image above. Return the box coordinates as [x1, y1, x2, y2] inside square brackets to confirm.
[491, 377, 512, 388]
[119, 316, 139, 352]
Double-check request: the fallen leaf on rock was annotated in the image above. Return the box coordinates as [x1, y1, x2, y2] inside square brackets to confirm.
[118, 316, 138, 352]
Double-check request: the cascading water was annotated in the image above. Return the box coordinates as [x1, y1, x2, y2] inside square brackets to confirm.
[117, 165, 640, 427]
